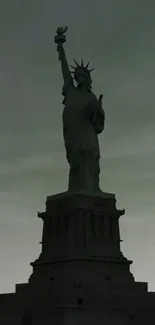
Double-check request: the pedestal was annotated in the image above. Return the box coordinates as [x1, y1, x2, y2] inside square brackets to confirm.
[28, 192, 145, 298]
[1, 192, 155, 324]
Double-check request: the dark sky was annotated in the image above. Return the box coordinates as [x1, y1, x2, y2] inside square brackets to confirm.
[0, 0, 155, 293]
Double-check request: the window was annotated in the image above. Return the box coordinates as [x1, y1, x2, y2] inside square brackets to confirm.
[104, 275, 110, 280]
[50, 276, 55, 281]
[110, 216, 113, 236]
[91, 214, 95, 236]
[64, 214, 69, 233]
[77, 297, 83, 305]
[22, 315, 31, 324]
[56, 216, 60, 236]
[75, 283, 81, 288]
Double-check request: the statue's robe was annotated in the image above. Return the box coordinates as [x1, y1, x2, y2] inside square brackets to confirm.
[62, 81, 105, 193]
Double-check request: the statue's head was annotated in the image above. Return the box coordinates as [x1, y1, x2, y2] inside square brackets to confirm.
[70, 59, 94, 90]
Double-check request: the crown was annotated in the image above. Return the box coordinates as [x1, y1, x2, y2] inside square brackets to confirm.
[69, 59, 94, 75]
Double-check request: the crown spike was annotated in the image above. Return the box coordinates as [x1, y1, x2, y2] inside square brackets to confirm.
[69, 65, 76, 69]
[89, 68, 95, 73]
[85, 62, 90, 69]
[73, 59, 80, 67]
[81, 59, 84, 67]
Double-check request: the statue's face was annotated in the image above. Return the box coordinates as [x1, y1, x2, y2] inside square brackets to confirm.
[75, 69, 92, 89]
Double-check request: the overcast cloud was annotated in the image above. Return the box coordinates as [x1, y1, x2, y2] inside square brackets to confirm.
[0, 0, 155, 293]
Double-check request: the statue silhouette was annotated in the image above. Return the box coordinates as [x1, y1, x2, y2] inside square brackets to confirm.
[54, 26, 105, 194]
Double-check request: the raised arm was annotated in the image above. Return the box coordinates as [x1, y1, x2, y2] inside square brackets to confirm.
[54, 26, 72, 84]
[57, 43, 72, 82]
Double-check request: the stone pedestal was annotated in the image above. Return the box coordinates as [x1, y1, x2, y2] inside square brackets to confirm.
[1, 192, 155, 325]
[29, 192, 134, 288]
[26, 192, 152, 312]
[37, 191, 125, 261]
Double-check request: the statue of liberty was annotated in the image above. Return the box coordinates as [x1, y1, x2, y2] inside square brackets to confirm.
[54, 26, 105, 194]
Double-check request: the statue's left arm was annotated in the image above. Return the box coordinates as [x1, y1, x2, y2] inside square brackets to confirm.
[92, 94, 105, 134]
